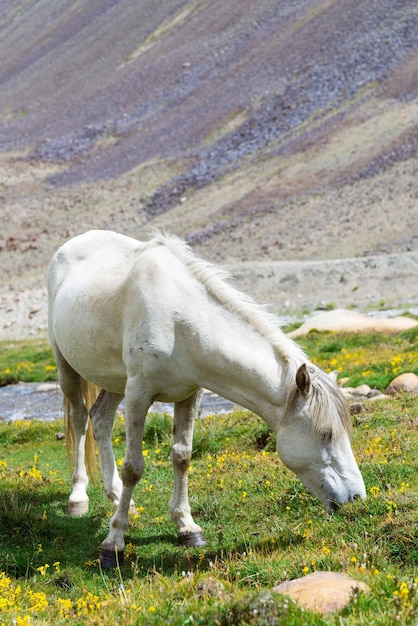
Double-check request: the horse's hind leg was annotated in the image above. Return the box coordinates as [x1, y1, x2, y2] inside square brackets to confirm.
[90, 390, 136, 513]
[170, 389, 206, 547]
[53, 344, 90, 516]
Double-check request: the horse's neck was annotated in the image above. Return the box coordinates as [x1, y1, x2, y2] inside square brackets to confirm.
[195, 315, 292, 427]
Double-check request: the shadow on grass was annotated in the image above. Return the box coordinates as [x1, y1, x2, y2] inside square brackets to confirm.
[0, 483, 104, 577]
[0, 479, 306, 581]
[112, 525, 306, 582]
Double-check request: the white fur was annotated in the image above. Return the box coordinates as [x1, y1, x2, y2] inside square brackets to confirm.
[48, 230, 366, 558]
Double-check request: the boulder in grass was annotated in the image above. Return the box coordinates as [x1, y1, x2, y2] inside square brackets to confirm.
[385, 373, 418, 395]
[274, 571, 369, 615]
[288, 309, 418, 337]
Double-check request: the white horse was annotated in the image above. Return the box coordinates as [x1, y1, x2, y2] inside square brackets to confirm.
[48, 230, 366, 567]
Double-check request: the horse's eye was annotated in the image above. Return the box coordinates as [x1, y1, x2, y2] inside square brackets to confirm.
[321, 430, 332, 444]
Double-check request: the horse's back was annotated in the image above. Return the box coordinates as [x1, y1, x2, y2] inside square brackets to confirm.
[48, 229, 195, 304]
[48, 230, 142, 289]
[47, 230, 203, 393]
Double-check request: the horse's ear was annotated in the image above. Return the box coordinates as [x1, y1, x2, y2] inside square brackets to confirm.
[328, 370, 339, 383]
[296, 363, 310, 396]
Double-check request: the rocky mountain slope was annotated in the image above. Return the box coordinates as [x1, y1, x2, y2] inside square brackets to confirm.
[1, 0, 418, 338]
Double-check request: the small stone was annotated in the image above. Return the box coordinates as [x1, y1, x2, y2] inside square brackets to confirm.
[56, 432, 65, 440]
[367, 388, 382, 397]
[354, 384, 372, 397]
[36, 382, 59, 392]
[337, 377, 350, 387]
[368, 392, 389, 401]
[196, 578, 225, 598]
[386, 373, 418, 395]
[350, 402, 364, 415]
[274, 571, 369, 615]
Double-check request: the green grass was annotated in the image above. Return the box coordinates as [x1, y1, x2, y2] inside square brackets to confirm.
[0, 339, 56, 385]
[1, 332, 418, 623]
[295, 325, 418, 390]
[1, 398, 418, 625]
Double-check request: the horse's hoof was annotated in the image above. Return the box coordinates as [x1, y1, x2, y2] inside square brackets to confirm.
[99, 548, 125, 569]
[178, 531, 207, 548]
[68, 501, 89, 516]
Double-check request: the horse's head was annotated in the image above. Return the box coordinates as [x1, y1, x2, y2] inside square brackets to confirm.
[276, 363, 366, 511]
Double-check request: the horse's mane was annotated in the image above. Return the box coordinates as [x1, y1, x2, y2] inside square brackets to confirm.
[150, 229, 306, 364]
[151, 230, 351, 439]
[282, 366, 352, 440]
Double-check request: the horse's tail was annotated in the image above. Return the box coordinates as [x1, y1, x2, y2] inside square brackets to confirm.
[64, 379, 100, 481]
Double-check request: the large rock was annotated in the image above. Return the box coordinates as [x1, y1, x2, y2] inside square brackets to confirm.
[288, 309, 418, 337]
[386, 373, 418, 395]
[274, 571, 369, 615]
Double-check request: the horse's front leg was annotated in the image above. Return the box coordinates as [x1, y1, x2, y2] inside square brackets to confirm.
[99, 383, 150, 568]
[90, 389, 136, 513]
[170, 389, 206, 547]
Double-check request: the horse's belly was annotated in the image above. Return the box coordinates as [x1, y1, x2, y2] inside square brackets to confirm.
[61, 337, 127, 394]
[52, 297, 127, 393]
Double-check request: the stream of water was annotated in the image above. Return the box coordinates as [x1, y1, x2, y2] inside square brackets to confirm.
[0, 382, 236, 422]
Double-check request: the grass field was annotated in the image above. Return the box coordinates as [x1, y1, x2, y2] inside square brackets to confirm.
[0, 329, 418, 624]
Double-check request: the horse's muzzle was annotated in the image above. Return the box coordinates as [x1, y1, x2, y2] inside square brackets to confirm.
[326, 499, 340, 513]
[327, 492, 363, 513]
